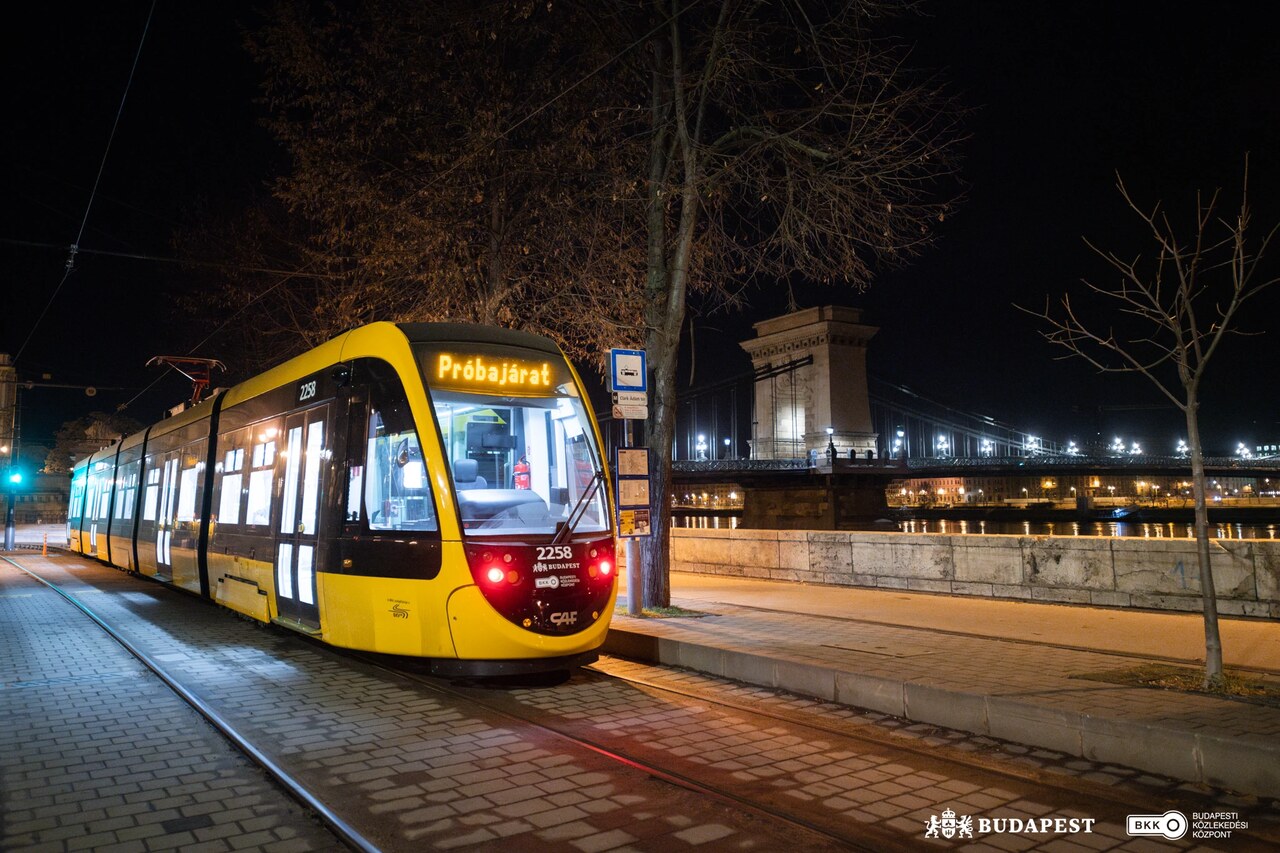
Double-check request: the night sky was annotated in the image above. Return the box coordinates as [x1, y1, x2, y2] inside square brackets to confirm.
[4, 2, 1279, 454]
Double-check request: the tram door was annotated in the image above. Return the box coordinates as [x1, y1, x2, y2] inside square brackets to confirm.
[154, 456, 179, 581]
[274, 406, 327, 626]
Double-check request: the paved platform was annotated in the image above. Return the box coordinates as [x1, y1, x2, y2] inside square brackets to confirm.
[605, 572, 1280, 800]
[0, 559, 342, 852]
[3, 553, 848, 852]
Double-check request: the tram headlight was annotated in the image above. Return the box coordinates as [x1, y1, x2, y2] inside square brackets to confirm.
[485, 566, 505, 585]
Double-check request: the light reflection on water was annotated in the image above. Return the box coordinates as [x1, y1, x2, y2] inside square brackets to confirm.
[897, 519, 1279, 539]
[672, 515, 741, 530]
[671, 515, 1279, 539]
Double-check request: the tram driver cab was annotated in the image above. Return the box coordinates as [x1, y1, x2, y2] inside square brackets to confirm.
[454, 456, 553, 531]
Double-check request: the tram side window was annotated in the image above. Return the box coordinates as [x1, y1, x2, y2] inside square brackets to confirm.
[245, 432, 277, 527]
[346, 463, 364, 522]
[68, 470, 87, 526]
[364, 407, 436, 532]
[218, 447, 246, 525]
[176, 447, 203, 523]
[96, 471, 112, 522]
[144, 464, 163, 521]
[115, 466, 138, 520]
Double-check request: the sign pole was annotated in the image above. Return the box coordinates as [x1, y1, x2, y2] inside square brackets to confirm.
[609, 347, 649, 617]
[624, 418, 642, 616]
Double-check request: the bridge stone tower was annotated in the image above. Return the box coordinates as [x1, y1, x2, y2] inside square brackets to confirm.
[740, 306, 879, 461]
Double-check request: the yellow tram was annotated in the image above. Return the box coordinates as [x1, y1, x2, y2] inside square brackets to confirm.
[68, 322, 617, 675]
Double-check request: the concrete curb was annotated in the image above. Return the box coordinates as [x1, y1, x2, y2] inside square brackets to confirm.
[601, 628, 1280, 799]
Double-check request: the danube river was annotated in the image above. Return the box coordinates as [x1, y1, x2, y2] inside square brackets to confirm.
[673, 515, 1279, 539]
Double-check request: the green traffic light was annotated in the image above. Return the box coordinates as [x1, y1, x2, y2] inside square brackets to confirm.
[7, 472, 20, 485]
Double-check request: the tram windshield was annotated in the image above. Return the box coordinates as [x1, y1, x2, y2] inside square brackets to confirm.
[418, 346, 609, 538]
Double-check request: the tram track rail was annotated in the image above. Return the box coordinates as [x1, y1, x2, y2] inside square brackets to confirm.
[354, 652, 896, 853]
[583, 658, 1277, 816]
[11, 550, 1278, 851]
[2, 555, 372, 853]
[9, 552, 866, 851]
[365, 653, 1280, 851]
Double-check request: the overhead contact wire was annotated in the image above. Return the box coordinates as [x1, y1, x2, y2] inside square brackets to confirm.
[15, 0, 157, 365]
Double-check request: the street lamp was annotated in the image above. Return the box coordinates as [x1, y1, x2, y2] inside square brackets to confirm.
[826, 427, 836, 464]
[1111, 437, 1126, 456]
[722, 437, 731, 459]
[696, 434, 707, 461]
[1176, 439, 1189, 457]
[980, 438, 994, 457]
[1026, 435, 1041, 456]
[1129, 442, 1142, 456]
[894, 427, 905, 460]
[1066, 440, 1079, 456]
[935, 435, 949, 457]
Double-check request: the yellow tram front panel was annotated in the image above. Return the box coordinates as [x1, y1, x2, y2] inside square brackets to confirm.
[445, 581, 617, 660]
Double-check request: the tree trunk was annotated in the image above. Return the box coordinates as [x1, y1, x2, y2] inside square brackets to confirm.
[1185, 398, 1224, 688]
[639, 349, 677, 608]
[636, 31, 675, 610]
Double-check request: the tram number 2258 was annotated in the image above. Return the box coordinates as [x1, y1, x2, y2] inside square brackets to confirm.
[297, 380, 318, 403]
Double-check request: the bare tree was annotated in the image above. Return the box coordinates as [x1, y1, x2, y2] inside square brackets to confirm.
[623, 0, 964, 607]
[1025, 157, 1279, 688]
[238, 0, 645, 369]
[193, 1, 959, 612]
[45, 412, 144, 473]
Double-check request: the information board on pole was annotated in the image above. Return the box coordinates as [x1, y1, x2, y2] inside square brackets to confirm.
[615, 447, 651, 538]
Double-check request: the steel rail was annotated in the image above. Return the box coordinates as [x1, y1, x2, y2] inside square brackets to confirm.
[354, 654, 898, 853]
[1, 555, 376, 853]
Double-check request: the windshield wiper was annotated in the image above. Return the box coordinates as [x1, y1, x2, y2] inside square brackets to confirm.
[552, 471, 603, 545]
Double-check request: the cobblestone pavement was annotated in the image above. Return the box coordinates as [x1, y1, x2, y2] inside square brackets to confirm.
[6, 552, 1279, 852]
[3, 555, 840, 852]
[0, 561, 343, 853]
[464, 657, 1280, 851]
[606, 573, 1280, 798]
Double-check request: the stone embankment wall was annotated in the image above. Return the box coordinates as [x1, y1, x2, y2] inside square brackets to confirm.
[671, 529, 1280, 618]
